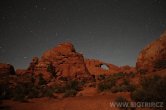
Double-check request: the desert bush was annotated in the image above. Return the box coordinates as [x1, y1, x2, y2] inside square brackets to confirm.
[131, 75, 166, 107]
[111, 84, 135, 93]
[44, 88, 55, 97]
[12, 82, 39, 101]
[97, 74, 105, 80]
[63, 89, 77, 97]
[0, 84, 12, 100]
[53, 85, 65, 93]
[98, 77, 116, 91]
[59, 76, 68, 81]
[65, 80, 80, 91]
[48, 80, 81, 97]
[63, 80, 83, 97]
[127, 72, 136, 78]
[111, 79, 135, 93]
[47, 64, 57, 77]
[113, 72, 126, 79]
[38, 74, 46, 85]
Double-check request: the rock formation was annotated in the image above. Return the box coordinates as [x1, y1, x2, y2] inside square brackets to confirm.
[13, 42, 136, 80]
[85, 59, 120, 75]
[85, 59, 136, 75]
[0, 63, 15, 76]
[120, 65, 136, 74]
[28, 42, 89, 80]
[136, 31, 166, 73]
[24, 42, 136, 80]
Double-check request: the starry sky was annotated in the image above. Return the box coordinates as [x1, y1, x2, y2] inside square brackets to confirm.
[0, 0, 166, 69]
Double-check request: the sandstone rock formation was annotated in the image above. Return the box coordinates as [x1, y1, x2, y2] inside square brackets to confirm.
[26, 42, 136, 79]
[85, 59, 135, 75]
[0, 63, 15, 76]
[28, 42, 89, 80]
[120, 65, 136, 74]
[85, 59, 120, 75]
[136, 31, 166, 73]
[20, 42, 136, 81]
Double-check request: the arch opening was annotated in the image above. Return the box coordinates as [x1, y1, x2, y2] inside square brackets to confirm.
[100, 64, 109, 70]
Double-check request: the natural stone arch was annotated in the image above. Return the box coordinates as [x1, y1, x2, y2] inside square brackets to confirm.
[100, 64, 110, 70]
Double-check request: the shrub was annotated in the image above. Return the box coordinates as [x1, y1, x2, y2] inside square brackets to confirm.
[53, 85, 65, 93]
[63, 90, 77, 97]
[127, 72, 136, 78]
[113, 73, 125, 79]
[98, 77, 115, 91]
[59, 76, 68, 81]
[0, 84, 11, 100]
[97, 74, 105, 80]
[38, 74, 46, 85]
[44, 88, 55, 97]
[63, 80, 82, 97]
[65, 80, 80, 91]
[111, 84, 135, 93]
[131, 88, 146, 102]
[111, 78, 135, 93]
[131, 75, 166, 107]
[47, 64, 57, 77]
[12, 83, 39, 101]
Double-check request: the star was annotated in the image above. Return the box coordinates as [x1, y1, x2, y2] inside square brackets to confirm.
[23, 56, 28, 59]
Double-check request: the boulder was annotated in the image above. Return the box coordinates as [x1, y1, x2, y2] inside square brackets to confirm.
[33, 42, 89, 78]
[0, 63, 15, 76]
[136, 31, 166, 73]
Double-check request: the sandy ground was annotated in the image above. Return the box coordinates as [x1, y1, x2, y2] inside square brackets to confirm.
[1, 93, 131, 110]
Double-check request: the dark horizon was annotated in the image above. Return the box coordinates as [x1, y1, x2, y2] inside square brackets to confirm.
[0, 0, 166, 69]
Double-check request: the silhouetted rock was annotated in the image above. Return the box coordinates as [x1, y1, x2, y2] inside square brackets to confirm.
[0, 63, 15, 76]
[136, 31, 166, 72]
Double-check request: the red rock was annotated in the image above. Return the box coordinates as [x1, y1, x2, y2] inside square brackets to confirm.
[27, 57, 39, 71]
[32, 42, 89, 78]
[136, 31, 166, 72]
[85, 59, 120, 75]
[41, 42, 76, 62]
[120, 65, 136, 74]
[15, 69, 27, 75]
[25, 42, 135, 79]
[0, 63, 15, 76]
[33, 61, 52, 80]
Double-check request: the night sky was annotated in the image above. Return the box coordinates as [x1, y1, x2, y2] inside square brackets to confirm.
[0, 0, 166, 69]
